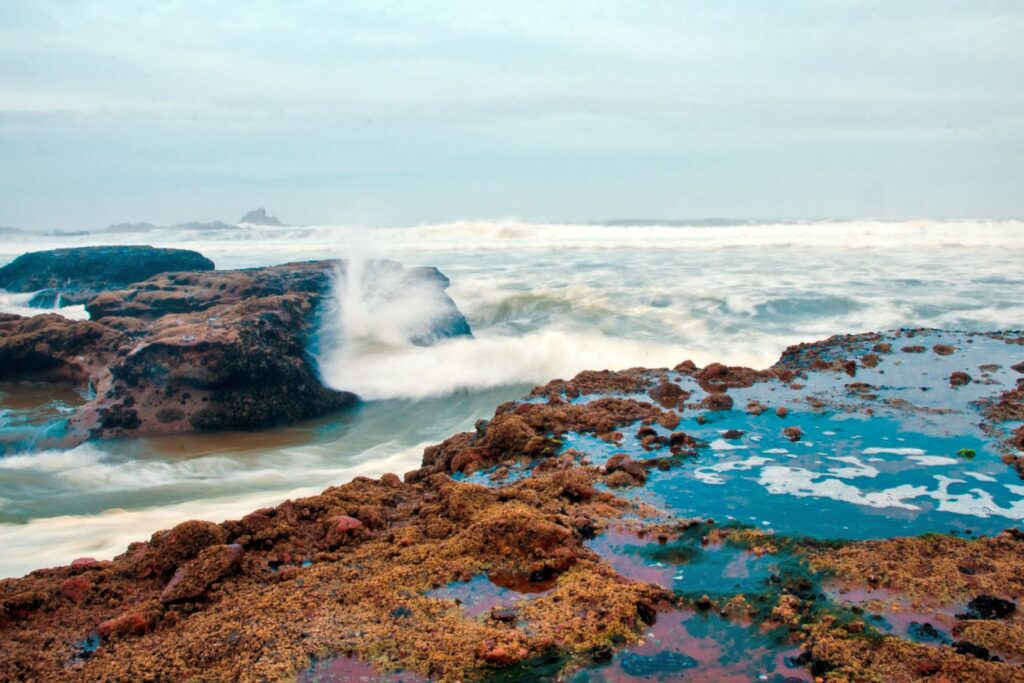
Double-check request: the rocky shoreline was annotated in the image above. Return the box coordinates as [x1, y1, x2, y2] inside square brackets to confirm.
[0, 247, 471, 449]
[1, 328, 1023, 681]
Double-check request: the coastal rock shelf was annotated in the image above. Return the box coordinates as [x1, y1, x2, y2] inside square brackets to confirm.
[1, 330, 1023, 681]
[0, 250, 471, 448]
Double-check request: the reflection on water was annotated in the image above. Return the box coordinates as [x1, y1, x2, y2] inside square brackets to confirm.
[570, 610, 811, 683]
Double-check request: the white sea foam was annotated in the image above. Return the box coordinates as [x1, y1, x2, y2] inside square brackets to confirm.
[320, 329, 694, 400]
[710, 438, 745, 451]
[0, 442, 427, 578]
[907, 455, 960, 466]
[863, 447, 927, 456]
[826, 456, 880, 479]
[758, 466, 925, 511]
[693, 456, 771, 485]
[0, 445, 105, 473]
[931, 476, 1024, 519]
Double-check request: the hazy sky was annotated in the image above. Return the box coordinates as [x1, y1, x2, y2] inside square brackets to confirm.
[1, 1, 1023, 229]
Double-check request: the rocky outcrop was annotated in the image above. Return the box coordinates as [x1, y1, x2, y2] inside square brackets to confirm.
[239, 208, 283, 226]
[0, 246, 215, 307]
[0, 313, 127, 382]
[0, 258, 471, 444]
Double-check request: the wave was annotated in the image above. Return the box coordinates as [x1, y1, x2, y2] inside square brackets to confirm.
[4, 220, 1024, 271]
[0, 441, 427, 578]
[0, 290, 88, 320]
[319, 328, 786, 401]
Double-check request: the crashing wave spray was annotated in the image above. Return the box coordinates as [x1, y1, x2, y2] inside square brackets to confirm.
[315, 258, 475, 395]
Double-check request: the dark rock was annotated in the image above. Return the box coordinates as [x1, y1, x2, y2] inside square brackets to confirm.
[694, 362, 771, 390]
[783, 426, 803, 442]
[647, 381, 685, 408]
[673, 360, 697, 374]
[121, 519, 229, 580]
[490, 607, 518, 623]
[97, 609, 156, 640]
[604, 453, 647, 484]
[668, 431, 700, 451]
[907, 621, 950, 644]
[953, 640, 1001, 662]
[957, 594, 1016, 620]
[950, 371, 972, 387]
[160, 544, 243, 603]
[700, 393, 734, 411]
[0, 246, 214, 307]
[0, 313, 127, 381]
[85, 259, 470, 345]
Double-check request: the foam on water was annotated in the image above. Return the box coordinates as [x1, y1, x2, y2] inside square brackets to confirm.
[0, 290, 88, 320]
[0, 442, 426, 578]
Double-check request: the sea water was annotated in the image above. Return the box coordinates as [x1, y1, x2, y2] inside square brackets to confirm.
[1, 219, 1023, 578]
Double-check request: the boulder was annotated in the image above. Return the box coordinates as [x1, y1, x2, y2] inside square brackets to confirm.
[0, 246, 214, 307]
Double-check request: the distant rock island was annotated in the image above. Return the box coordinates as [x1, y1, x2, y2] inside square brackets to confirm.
[239, 208, 284, 226]
[0, 211, 286, 236]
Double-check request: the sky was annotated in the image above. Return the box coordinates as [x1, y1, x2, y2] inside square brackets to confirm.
[1, 1, 1023, 229]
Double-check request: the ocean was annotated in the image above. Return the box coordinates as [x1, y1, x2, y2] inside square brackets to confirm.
[1, 219, 1023, 578]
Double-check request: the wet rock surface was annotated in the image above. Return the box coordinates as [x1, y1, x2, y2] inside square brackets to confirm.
[0, 257, 471, 446]
[1, 328, 1023, 681]
[0, 245, 215, 307]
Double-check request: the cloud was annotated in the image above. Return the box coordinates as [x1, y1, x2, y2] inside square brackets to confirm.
[0, 1, 1022, 227]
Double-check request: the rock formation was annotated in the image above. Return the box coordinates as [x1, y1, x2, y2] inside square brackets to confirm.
[0, 245, 215, 307]
[239, 208, 283, 226]
[0, 254, 471, 445]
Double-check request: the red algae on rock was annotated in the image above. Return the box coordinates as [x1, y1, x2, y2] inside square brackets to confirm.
[0, 467, 670, 681]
